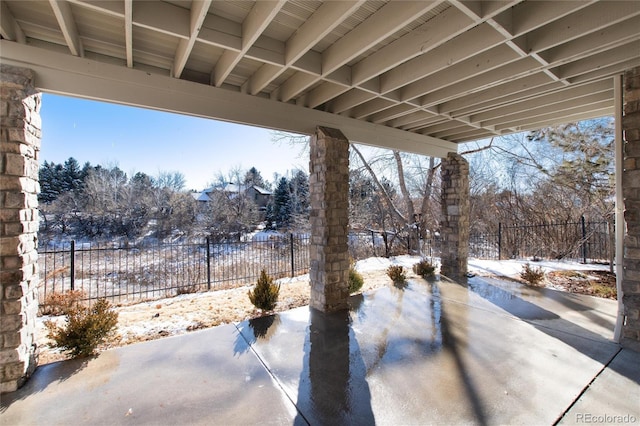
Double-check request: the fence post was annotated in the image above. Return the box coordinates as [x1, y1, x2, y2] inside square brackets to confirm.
[371, 230, 376, 256]
[290, 234, 295, 278]
[581, 215, 587, 263]
[498, 223, 502, 260]
[70, 240, 75, 291]
[206, 237, 211, 290]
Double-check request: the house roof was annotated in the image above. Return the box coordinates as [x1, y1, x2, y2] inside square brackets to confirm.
[204, 183, 272, 195]
[1, 1, 638, 157]
[251, 186, 272, 196]
[191, 191, 211, 202]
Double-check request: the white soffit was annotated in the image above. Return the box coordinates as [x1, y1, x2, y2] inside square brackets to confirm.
[1, 0, 639, 156]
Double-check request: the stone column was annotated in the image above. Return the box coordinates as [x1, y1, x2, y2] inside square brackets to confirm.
[622, 66, 640, 350]
[309, 127, 350, 312]
[440, 152, 470, 279]
[0, 65, 41, 392]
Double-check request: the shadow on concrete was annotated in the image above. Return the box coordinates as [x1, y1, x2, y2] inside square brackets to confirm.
[293, 308, 375, 426]
[433, 279, 489, 426]
[0, 356, 91, 412]
[463, 277, 636, 385]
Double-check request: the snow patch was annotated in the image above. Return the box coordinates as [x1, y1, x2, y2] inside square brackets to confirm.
[468, 258, 610, 278]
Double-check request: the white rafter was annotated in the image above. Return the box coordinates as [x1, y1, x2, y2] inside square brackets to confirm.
[48, 0, 83, 57]
[306, 4, 473, 109]
[248, 0, 365, 95]
[0, 2, 25, 43]
[0, 0, 636, 146]
[212, 0, 286, 87]
[173, 0, 212, 78]
[124, 0, 133, 67]
[279, 1, 440, 102]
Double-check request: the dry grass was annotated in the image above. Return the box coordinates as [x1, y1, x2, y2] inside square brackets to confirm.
[546, 270, 617, 299]
[37, 269, 393, 365]
[36, 265, 618, 366]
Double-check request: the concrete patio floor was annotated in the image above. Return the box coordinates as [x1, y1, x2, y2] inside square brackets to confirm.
[1, 275, 638, 425]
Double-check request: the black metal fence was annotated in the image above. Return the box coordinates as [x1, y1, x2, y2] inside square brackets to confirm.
[349, 230, 441, 259]
[38, 217, 610, 304]
[38, 234, 310, 304]
[469, 217, 611, 262]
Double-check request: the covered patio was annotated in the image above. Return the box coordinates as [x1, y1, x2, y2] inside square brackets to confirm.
[1, 0, 640, 398]
[2, 273, 639, 424]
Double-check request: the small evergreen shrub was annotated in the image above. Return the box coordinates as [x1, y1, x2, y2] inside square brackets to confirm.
[40, 290, 85, 316]
[248, 269, 280, 311]
[45, 298, 118, 357]
[386, 265, 406, 283]
[413, 258, 436, 278]
[348, 266, 364, 294]
[521, 263, 545, 286]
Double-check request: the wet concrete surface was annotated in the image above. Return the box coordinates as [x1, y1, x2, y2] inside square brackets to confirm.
[2, 275, 638, 425]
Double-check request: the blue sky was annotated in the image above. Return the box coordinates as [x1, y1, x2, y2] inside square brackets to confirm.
[39, 94, 309, 190]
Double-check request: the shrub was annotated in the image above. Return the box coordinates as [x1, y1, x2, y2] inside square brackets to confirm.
[521, 263, 545, 286]
[348, 266, 364, 294]
[591, 283, 616, 299]
[413, 258, 436, 278]
[386, 265, 406, 283]
[40, 290, 85, 316]
[45, 298, 119, 357]
[176, 284, 199, 295]
[248, 269, 280, 311]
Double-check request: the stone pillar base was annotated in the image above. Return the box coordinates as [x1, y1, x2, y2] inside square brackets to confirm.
[309, 127, 350, 312]
[1, 64, 41, 393]
[440, 152, 470, 279]
[622, 66, 640, 350]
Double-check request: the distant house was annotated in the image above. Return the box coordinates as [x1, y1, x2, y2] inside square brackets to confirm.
[246, 185, 272, 209]
[191, 191, 211, 203]
[192, 183, 272, 209]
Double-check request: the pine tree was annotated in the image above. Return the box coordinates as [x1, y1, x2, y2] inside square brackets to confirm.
[63, 157, 84, 193]
[529, 118, 614, 216]
[273, 177, 292, 228]
[288, 169, 309, 216]
[39, 161, 61, 203]
[243, 166, 267, 190]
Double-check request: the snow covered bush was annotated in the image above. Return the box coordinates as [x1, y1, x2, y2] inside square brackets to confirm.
[248, 269, 280, 311]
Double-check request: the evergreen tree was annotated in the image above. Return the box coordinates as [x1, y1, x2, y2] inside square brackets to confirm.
[62, 157, 84, 193]
[528, 118, 614, 217]
[244, 166, 268, 189]
[288, 169, 309, 216]
[273, 177, 292, 228]
[39, 161, 63, 203]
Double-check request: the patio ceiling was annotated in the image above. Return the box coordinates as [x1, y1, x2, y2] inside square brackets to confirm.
[1, 0, 639, 157]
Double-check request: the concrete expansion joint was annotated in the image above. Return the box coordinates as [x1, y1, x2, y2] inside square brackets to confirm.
[552, 347, 624, 426]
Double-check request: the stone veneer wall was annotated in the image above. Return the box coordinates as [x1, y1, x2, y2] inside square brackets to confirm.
[0, 65, 41, 392]
[622, 66, 640, 350]
[440, 152, 470, 279]
[309, 127, 350, 312]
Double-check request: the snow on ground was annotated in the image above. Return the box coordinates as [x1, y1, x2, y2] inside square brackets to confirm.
[468, 258, 610, 279]
[355, 255, 609, 279]
[355, 255, 437, 272]
[36, 255, 612, 365]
